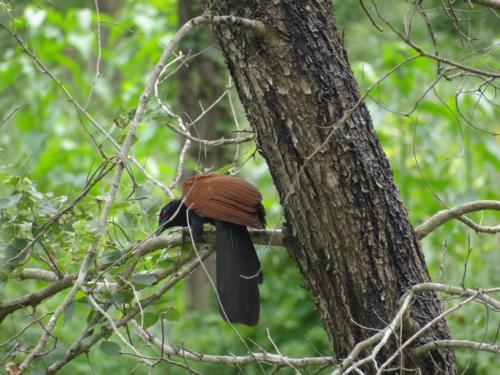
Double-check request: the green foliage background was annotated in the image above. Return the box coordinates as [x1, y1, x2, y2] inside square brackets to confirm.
[0, 1, 498, 374]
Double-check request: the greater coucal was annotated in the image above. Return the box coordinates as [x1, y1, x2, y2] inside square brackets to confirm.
[156, 173, 266, 326]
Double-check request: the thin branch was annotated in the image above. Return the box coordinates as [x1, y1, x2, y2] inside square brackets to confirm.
[2, 228, 282, 323]
[133, 321, 335, 367]
[412, 339, 500, 358]
[0, 276, 74, 323]
[371, 5, 500, 79]
[415, 200, 500, 239]
[410, 282, 500, 310]
[468, 0, 500, 10]
[46, 247, 214, 374]
[7, 161, 115, 265]
[0, 23, 173, 197]
[83, 0, 102, 109]
[87, 294, 154, 366]
[333, 294, 413, 374]
[0, 105, 21, 127]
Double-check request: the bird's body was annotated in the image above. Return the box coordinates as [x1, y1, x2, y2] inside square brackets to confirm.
[157, 173, 265, 326]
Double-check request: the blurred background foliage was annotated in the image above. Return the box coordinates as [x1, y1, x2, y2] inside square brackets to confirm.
[0, 0, 498, 374]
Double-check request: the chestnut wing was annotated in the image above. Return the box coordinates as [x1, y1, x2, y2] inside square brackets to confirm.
[182, 173, 264, 228]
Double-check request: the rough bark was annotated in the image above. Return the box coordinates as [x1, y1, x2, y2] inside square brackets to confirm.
[199, 1, 458, 373]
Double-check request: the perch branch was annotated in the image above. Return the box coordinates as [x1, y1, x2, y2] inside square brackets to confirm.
[133, 321, 335, 367]
[415, 200, 500, 239]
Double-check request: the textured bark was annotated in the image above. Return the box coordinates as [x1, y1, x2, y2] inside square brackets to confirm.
[199, 1, 458, 373]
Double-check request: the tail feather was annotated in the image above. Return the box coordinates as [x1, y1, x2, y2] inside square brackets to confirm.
[214, 221, 262, 326]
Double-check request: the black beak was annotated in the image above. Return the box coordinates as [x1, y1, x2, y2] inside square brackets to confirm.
[155, 223, 166, 237]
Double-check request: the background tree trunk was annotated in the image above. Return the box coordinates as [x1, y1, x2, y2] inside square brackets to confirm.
[178, 0, 231, 311]
[200, 1, 458, 373]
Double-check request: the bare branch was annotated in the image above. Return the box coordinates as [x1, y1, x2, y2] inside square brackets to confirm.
[412, 339, 500, 358]
[133, 321, 335, 367]
[46, 247, 214, 374]
[0, 276, 73, 323]
[87, 294, 154, 366]
[415, 200, 500, 239]
[0, 23, 173, 197]
[0, 105, 20, 128]
[410, 282, 500, 310]
[332, 294, 413, 374]
[468, 0, 500, 10]
[375, 295, 476, 374]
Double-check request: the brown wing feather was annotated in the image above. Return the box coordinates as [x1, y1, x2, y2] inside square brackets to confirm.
[182, 173, 264, 228]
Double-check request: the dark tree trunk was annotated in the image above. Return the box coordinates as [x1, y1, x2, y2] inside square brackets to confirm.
[199, 1, 457, 373]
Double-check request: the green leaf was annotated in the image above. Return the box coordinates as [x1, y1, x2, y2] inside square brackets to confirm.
[99, 341, 121, 356]
[86, 219, 105, 235]
[136, 312, 159, 329]
[0, 193, 22, 209]
[74, 290, 86, 301]
[100, 250, 123, 267]
[164, 307, 181, 322]
[6, 238, 29, 259]
[131, 274, 157, 286]
[63, 301, 76, 326]
[110, 290, 134, 304]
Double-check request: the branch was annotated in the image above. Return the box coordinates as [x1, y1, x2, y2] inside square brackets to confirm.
[410, 282, 500, 310]
[468, 0, 500, 10]
[2, 229, 282, 323]
[376, 294, 477, 374]
[133, 321, 335, 367]
[415, 200, 500, 239]
[0, 276, 73, 323]
[87, 295, 154, 366]
[332, 281, 500, 374]
[46, 247, 214, 374]
[371, 6, 500, 79]
[7, 161, 115, 265]
[412, 339, 500, 358]
[0, 23, 173, 197]
[332, 294, 413, 374]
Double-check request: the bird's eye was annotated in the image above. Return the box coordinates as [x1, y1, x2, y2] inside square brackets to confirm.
[160, 209, 167, 218]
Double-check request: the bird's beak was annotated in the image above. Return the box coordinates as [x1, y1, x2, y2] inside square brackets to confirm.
[155, 223, 166, 237]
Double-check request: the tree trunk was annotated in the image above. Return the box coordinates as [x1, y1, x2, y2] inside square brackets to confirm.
[199, 1, 458, 373]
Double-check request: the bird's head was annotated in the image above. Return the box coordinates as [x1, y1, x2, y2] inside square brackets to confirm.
[155, 199, 187, 236]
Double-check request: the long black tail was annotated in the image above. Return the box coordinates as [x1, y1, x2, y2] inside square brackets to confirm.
[214, 221, 263, 326]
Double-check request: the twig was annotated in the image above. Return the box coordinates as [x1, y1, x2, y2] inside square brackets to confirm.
[46, 247, 214, 374]
[415, 200, 500, 239]
[376, 294, 478, 374]
[333, 294, 412, 374]
[87, 294, 154, 366]
[410, 282, 500, 310]
[7, 161, 115, 265]
[412, 339, 500, 358]
[468, 0, 500, 10]
[0, 105, 21, 127]
[0, 23, 173, 197]
[83, 0, 102, 109]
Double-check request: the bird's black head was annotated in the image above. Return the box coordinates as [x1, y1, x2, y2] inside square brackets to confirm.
[156, 199, 188, 236]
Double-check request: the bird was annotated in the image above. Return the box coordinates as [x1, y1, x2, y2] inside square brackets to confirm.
[156, 173, 266, 326]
